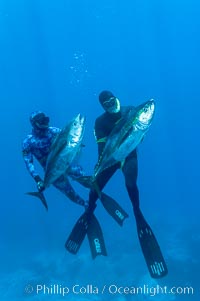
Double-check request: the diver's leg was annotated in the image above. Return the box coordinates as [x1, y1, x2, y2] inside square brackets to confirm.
[122, 154, 168, 278]
[65, 169, 118, 257]
[122, 155, 147, 225]
[122, 154, 140, 213]
[53, 175, 85, 207]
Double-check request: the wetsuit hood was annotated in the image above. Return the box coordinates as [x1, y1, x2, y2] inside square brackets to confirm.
[99, 91, 115, 105]
[30, 111, 50, 137]
[99, 90, 120, 113]
[30, 111, 49, 129]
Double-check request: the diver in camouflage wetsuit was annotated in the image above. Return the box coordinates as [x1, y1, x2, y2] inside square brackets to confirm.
[22, 111, 88, 208]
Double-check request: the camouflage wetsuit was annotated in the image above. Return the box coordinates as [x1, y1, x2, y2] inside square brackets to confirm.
[22, 126, 85, 206]
[89, 106, 139, 213]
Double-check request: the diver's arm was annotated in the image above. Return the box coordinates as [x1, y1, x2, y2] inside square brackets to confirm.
[94, 126, 106, 157]
[22, 138, 40, 181]
[49, 126, 61, 135]
[97, 140, 106, 157]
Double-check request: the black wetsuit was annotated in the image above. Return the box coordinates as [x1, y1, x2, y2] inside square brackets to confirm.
[88, 106, 140, 214]
[90, 107, 168, 278]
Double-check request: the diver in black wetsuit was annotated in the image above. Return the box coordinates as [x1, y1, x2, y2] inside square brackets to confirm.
[65, 91, 168, 278]
[87, 91, 167, 278]
[88, 90, 140, 216]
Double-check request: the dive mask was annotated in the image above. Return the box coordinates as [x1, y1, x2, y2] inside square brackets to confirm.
[103, 97, 121, 113]
[32, 113, 49, 129]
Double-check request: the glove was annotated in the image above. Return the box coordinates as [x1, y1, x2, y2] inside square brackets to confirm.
[37, 181, 45, 192]
[34, 175, 45, 192]
[69, 165, 85, 178]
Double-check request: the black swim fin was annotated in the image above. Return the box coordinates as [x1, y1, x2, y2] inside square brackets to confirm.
[26, 191, 48, 211]
[65, 211, 89, 254]
[74, 177, 129, 226]
[87, 214, 107, 259]
[135, 210, 168, 278]
[65, 211, 107, 258]
[100, 192, 129, 226]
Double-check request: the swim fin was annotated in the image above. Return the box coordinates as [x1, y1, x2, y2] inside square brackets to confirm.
[73, 176, 129, 226]
[65, 211, 107, 258]
[87, 214, 107, 259]
[135, 210, 168, 278]
[65, 211, 89, 254]
[100, 192, 129, 226]
[26, 191, 48, 211]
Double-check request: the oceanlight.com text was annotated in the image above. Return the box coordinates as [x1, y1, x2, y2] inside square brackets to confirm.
[107, 284, 194, 296]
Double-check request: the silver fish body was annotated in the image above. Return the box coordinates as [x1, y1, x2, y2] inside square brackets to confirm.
[44, 113, 85, 187]
[94, 100, 155, 177]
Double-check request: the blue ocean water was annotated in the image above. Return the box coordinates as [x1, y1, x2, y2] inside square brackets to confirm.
[0, 0, 200, 300]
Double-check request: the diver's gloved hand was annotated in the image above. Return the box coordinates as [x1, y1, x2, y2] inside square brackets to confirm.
[68, 164, 85, 178]
[37, 181, 45, 192]
[34, 175, 45, 192]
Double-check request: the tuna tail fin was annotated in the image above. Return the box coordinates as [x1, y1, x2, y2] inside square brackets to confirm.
[26, 191, 48, 211]
[72, 175, 93, 189]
